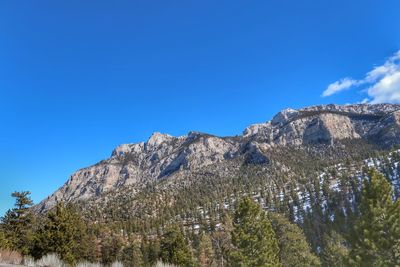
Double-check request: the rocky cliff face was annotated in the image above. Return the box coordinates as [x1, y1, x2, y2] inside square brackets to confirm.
[37, 103, 400, 211]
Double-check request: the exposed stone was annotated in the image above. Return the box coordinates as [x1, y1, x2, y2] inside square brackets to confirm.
[36, 103, 400, 211]
[147, 132, 175, 147]
[271, 108, 299, 126]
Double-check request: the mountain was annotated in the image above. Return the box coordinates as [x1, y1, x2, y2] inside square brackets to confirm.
[37, 103, 400, 212]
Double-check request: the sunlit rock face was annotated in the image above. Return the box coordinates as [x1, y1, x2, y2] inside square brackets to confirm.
[37, 103, 400, 211]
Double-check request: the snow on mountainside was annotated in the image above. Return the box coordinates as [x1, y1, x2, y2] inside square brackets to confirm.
[37, 103, 400, 212]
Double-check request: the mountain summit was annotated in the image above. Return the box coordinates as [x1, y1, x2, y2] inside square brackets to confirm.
[37, 103, 400, 211]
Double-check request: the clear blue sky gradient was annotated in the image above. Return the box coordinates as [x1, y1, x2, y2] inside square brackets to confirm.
[1, 0, 400, 215]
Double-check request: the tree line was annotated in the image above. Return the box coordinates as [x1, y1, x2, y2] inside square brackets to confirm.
[1, 168, 400, 266]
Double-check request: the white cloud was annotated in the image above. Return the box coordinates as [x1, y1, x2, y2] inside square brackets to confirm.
[366, 64, 397, 82]
[366, 52, 400, 82]
[322, 50, 400, 104]
[322, 78, 359, 97]
[368, 72, 400, 104]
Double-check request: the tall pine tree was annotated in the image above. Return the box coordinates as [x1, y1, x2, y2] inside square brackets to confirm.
[1, 191, 35, 255]
[270, 213, 320, 267]
[160, 224, 195, 267]
[230, 197, 280, 267]
[32, 203, 93, 264]
[198, 232, 215, 267]
[320, 231, 349, 267]
[349, 168, 400, 266]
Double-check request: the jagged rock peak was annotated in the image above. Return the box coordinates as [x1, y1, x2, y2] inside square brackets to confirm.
[147, 132, 175, 147]
[111, 143, 145, 157]
[187, 131, 208, 140]
[37, 103, 400, 212]
[243, 122, 271, 137]
[300, 103, 400, 114]
[271, 108, 299, 126]
[243, 103, 400, 141]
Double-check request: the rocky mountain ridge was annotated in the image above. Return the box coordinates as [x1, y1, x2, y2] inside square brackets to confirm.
[37, 103, 400, 211]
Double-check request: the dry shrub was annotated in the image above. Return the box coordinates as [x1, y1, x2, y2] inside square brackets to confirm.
[154, 261, 177, 267]
[110, 262, 124, 267]
[23, 256, 36, 267]
[0, 251, 126, 267]
[35, 253, 64, 267]
[76, 262, 102, 267]
[0, 249, 23, 265]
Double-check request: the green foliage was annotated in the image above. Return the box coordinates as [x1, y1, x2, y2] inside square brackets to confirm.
[120, 241, 144, 267]
[1, 147, 399, 266]
[320, 231, 349, 267]
[1, 191, 35, 254]
[0, 229, 10, 249]
[99, 229, 123, 264]
[230, 197, 281, 267]
[270, 213, 320, 267]
[198, 232, 215, 267]
[141, 238, 160, 266]
[32, 203, 93, 264]
[160, 225, 195, 267]
[211, 213, 232, 267]
[349, 168, 400, 266]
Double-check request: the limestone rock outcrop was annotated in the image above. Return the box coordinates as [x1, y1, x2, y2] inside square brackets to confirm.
[37, 103, 400, 211]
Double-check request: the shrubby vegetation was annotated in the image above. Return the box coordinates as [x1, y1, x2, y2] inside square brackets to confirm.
[1, 149, 400, 266]
[348, 169, 400, 266]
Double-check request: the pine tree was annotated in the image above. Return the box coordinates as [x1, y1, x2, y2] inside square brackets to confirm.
[32, 203, 92, 264]
[1, 191, 35, 255]
[198, 232, 215, 267]
[99, 229, 123, 264]
[211, 212, 232, 267]
[320, 231, 349, 267]
[120, 241, 144, 267]
[229, 197, 281, 267]
[0, 229, 10, 249]
[141, 237, 160, 266]
[160, 224, 194, 266]
[270, 213, 320, 267]
[349, 169, 400, 266]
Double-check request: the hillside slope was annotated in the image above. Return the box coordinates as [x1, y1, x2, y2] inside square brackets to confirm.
[37, 103, 400, 212]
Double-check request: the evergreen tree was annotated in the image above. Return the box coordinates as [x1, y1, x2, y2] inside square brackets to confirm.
[120, 241, 144, 267]
[270, 213, 320, 267]
[99, 230, 123, 264]
[211, 212, 233, 267]
[230, 197, 280, 267]
[320, 231, 349, 267]
[349, 169, 400, 266]
[32, 203, 92, 264]
[1, 191, 35, 254]
[0, 229, 10, 249]
[141, 238, 160, 266]
[160, 224, 194, 266]
[198, 232, 215, 267]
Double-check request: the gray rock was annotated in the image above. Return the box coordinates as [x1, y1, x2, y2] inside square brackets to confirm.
[36, 103, 400, 211]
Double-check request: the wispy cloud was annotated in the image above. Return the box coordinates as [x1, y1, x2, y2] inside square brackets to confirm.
[322, 78, 360, 97]
[322, 50, 400, 104]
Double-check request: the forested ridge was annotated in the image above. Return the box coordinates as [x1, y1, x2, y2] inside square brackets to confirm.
[1, 144, 400, 266]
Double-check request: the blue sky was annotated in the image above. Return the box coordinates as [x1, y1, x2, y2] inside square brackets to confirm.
[1, 0, 400, 215]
